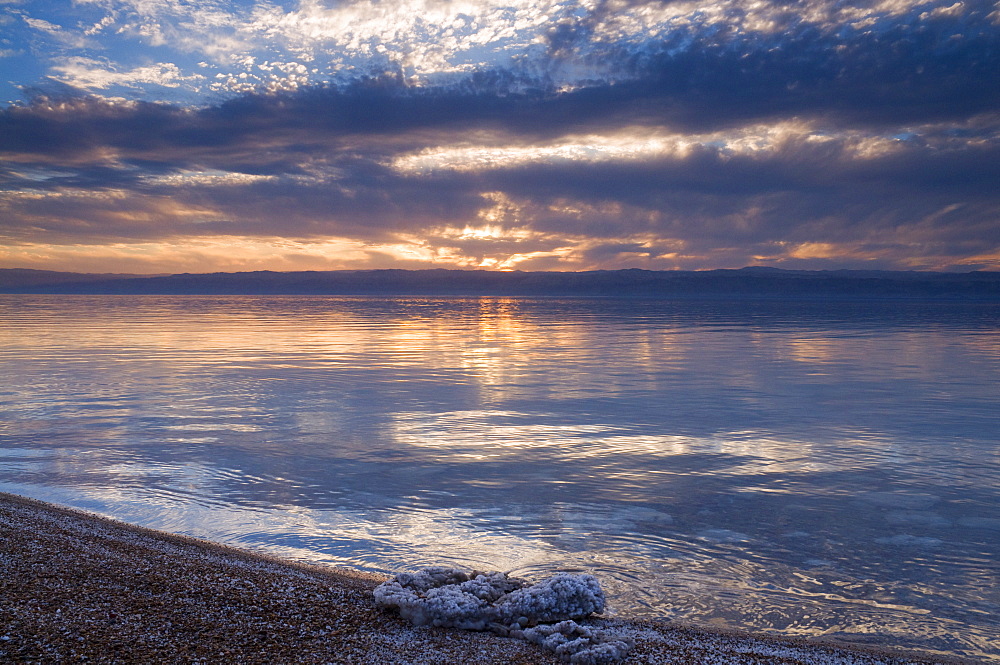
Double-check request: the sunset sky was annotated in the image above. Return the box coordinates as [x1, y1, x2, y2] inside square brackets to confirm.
[1, 0, 999, 274]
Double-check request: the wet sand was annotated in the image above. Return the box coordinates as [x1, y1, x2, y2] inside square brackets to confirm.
[0, 492, 974, 664]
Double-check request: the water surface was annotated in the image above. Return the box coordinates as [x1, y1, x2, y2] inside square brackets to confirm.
[1, 295, 998, 661]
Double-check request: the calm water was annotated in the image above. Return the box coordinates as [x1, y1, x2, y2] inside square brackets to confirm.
[1, 295, 998, 661]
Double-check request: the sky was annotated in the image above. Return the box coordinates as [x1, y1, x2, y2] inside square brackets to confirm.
[1, 0, 999, 274]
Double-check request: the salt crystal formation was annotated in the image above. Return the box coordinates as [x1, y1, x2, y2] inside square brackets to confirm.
[520, 620, 634, 665]
[374, 567, 632, 663]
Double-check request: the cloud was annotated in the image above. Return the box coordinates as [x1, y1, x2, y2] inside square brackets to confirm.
[20, 0, 998, 104]
[51, 57, 205, 90]
[93, 0, 252, 62]
[12, 1, 1000, 118]
[21, 16, 91, 48]
[2, 93, 997, 272]
[1, 0, 999, 272]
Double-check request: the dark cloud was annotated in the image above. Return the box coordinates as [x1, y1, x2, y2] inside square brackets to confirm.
[482, 138, 1000, 244]
[526, 0, 1000, 131]
[5, 1, 1000, 158]
[5, 1, 999, 156]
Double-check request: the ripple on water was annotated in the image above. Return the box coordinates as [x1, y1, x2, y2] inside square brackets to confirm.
[1, 295, 998, 662]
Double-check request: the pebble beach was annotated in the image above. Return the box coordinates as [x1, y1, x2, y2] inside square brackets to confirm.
[0, 492, 977, 664]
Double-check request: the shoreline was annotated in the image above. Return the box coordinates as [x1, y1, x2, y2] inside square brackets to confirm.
[0, 492, 979, 664]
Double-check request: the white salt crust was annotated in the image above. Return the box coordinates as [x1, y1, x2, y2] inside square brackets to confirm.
[374, 567, 633, 663]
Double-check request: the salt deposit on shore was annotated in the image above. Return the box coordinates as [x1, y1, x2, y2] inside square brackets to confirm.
[0, 492, 974, 664]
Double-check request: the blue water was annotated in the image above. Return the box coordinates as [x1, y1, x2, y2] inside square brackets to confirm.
[1, 295, 998, 661]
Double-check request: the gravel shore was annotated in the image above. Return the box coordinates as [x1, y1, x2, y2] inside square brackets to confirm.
[0, 492, 973, 664]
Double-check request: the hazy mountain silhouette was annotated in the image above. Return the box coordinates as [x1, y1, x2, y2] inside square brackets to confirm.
[2, 267, 999, 300]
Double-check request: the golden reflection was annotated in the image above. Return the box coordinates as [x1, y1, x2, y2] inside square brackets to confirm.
[0, 293, 675, 393]
[425, 298, 683, 400]
[456, 298, 535, 399]
[954, 331, 1000, 361]
[785, 337, 842, 365]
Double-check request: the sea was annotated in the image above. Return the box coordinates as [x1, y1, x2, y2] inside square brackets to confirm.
[1, 294, 998, 661]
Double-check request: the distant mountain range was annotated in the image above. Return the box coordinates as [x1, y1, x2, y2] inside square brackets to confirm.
[2, 267, 999, 300]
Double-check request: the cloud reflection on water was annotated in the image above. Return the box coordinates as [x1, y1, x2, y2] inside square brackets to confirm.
[1, 295, 999, 660]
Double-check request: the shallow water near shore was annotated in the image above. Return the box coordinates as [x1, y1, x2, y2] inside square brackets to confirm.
[1, 295, 998, 662]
